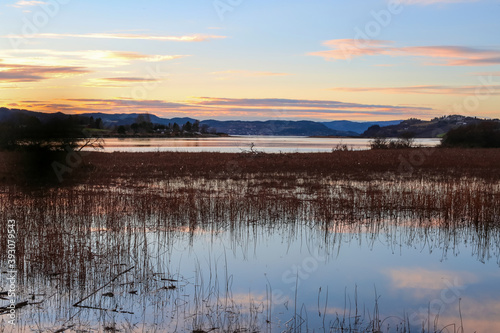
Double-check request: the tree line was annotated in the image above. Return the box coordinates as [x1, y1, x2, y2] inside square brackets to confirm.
[115, 115, 212, 136]
[0, 112, 216, 151]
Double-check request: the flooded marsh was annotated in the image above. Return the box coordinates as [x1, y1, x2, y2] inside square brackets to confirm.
[1, 150, 500, 332]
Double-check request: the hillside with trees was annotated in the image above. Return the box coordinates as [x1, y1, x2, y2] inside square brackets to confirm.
[441, 121, 500, 148]
[362, 115, 493, 138]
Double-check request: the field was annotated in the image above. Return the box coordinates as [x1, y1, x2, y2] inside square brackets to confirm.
[2, 148, 500, 185]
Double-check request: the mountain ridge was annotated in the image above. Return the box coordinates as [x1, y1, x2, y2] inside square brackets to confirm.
[0, 107, 417, 137]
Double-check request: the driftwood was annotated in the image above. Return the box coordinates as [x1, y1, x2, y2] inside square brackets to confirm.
[73, 266, 135, 314]
[0, 301, 29, 315]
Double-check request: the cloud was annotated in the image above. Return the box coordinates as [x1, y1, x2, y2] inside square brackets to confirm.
[0, 49, 187, 69]
[439, 298, 500, 332]
[401, 45, 500, 66]
[0, 63, 90, 82]
[472, 71, 500, 77]
[309, 39, 393, 60]
[331, 84, 500, 95]
[387, 268, 478, 290]
[100, 77, 160, 82]
[3, 32, 227, 42]
[310, 39, 500, 66]
[190, 97, 431, 111]
[397, 0, 478, 4]
[100, 52, 185, 62]
[9, 0, 46, 8]
[83, 77, 164, 88]
[8, 97, 434, 120]
[211, 70, 291, 78]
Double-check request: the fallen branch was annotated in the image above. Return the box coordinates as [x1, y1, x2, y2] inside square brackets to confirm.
[73, 266, 135, 309]
[0, 301, 29, 315]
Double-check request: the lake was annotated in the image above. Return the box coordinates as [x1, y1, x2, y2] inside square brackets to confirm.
[98, 136, 441, 153]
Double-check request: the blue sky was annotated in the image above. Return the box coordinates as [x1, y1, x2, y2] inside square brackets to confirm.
[0, 0, 499, 120]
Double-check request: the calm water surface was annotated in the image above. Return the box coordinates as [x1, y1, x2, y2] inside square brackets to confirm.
[99, 136, 441, 153]
[3, 215, 499, 332]
[1, 170, 498, 333]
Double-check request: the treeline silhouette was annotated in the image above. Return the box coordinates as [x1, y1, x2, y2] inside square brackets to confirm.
[0, 113, 85, 151]
[0, 111, 210, 152]
[441, 121, 500, 148]
[0, 112, 104, 184]
[115, 114, 209, 136]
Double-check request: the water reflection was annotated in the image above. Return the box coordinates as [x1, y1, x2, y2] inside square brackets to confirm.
[0, 176, 499, 332]
[96, 136, 441, 153]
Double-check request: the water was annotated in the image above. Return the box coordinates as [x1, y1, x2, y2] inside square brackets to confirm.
[97, 136, 441, 153]
[4, 219, 499, 332]
[1, 176, 499, 332]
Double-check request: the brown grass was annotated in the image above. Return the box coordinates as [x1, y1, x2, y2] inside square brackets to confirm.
[2, 148, 500, 186]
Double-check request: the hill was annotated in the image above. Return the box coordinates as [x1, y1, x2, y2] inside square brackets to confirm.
[82, 112, 197, 127]
[361, 115, 498, 138]
[322, 120, 402, 134]
[200, 120, 358, 136]
[1, 107, 412, 137]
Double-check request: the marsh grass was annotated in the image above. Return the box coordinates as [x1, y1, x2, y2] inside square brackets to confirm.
[1, 150, 499, 332]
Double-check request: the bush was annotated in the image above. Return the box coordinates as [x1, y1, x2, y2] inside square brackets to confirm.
[370, 135, 415, 150]
[370, 137, 389, 149]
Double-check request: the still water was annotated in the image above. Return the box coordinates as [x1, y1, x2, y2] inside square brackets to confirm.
[99, 136, 441, 153]
[6, 219, 499, 332]
[1, 175, 499, 332]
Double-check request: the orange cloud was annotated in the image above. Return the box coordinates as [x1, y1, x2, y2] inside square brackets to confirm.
[310, 39, 500, 66]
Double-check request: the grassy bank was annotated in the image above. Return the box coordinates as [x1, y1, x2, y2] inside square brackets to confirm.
[1, 148, 500, 186]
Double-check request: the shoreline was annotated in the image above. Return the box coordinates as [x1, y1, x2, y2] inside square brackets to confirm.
[1, 148, 500, 185]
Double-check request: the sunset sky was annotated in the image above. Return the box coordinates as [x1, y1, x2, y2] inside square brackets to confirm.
[1, 0, 499, 121]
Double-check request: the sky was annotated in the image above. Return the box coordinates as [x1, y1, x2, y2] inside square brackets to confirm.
[0, 0, 499, 121]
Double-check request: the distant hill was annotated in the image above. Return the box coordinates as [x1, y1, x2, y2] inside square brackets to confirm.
[362, 115, 499, 138]
[83, 112, 197, 127]
[0, 108, 197, 127]
[322, 120, 402, 134]
[6, 107, 486, 138]
[200, 120, 358, 136]
[0, 107, 69, 123]
[0, 108, 360, 136]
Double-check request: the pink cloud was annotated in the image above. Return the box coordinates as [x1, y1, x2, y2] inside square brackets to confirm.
[331, 84, 500, 95]
[310, 39, 500, 66]
[0, 63, 90, 82]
